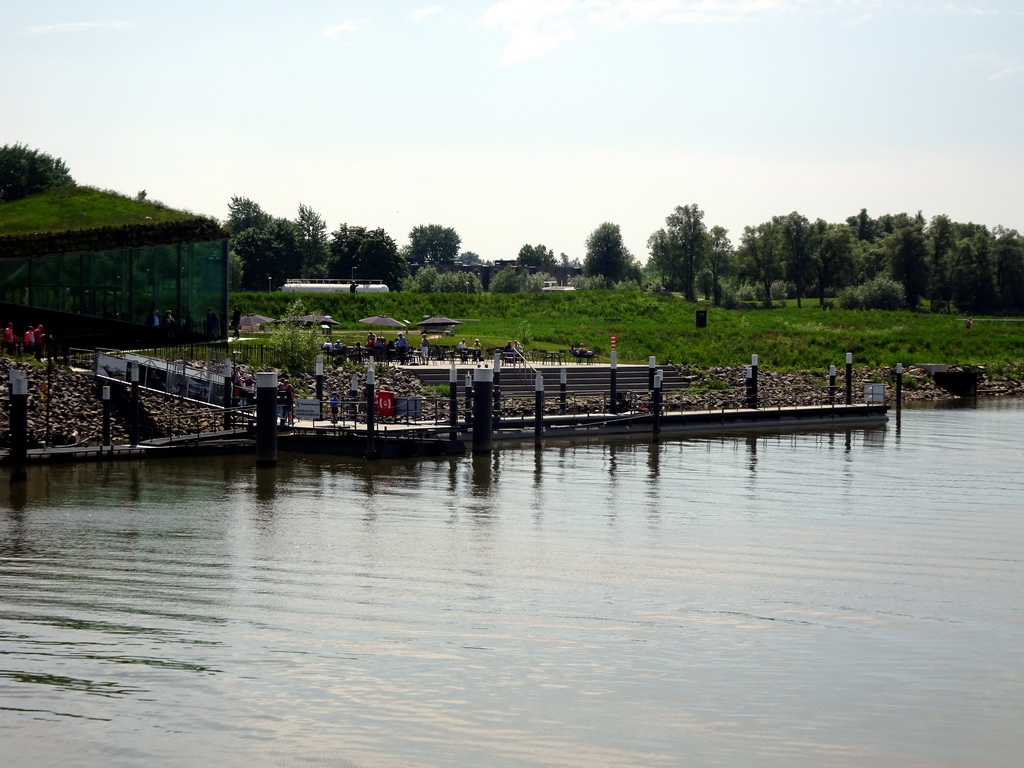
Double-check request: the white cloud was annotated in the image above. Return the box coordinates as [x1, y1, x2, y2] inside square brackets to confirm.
[958, 52, 1024, 80]
[321, 20, 365, 38]
[481, 0, 579, 66]
[24, 21, 134, 35]
[412, 6, 445, 22]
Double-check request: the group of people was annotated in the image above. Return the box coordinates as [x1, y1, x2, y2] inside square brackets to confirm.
[4, 322, 47, 359]
[148, 308, 179, 342]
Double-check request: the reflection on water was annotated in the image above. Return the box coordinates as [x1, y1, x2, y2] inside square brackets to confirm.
[2, 400, 1024, 767]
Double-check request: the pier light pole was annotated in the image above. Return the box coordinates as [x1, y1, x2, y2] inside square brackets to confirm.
[750, 354, 759, 409]
[223, 360, 233, 430]
[895, 362, 903, 414]
[315, 355, 324, 404]
[560, 367, 567, 414]
[349, 373, 359, 423]
[610, 350, 618, 413]
[365, 361, 377, 458]
[8, 371, 28, 483]
[464, 373, 474, 425]
[101, 385, 111, 451]
[492, 353, 502, 428]
[652, 370, 663, 442]
[129, 362, 140, 447]
[845, 352, 853, 405]
[648, 356, 656, 392]
[829, 365, 837, 406]
[534, 371, 544, 447]
[449, 363, 459, 442]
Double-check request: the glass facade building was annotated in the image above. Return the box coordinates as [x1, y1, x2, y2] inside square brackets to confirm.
[0, 239, 228, 336]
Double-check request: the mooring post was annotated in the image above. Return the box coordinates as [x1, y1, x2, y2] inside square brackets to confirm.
[315, 355, 324, 404]
[472, 366, 494, 454]
[895, 362, 903, 414]
[449, 363, 459, 441]
[829, 364, 837, 405]
[652, 370, 663, 442]
[365, 362, 377, 458]
[559, 367, 567, 414]
[129, 362, 140, 447]
[845, 352, 853, 405]
[8, 371, 28, 483]
[648, 355, 656, 392]
[223, 360, 233, 431]
[492, 353, 502, 428]
[255, 371, 278, 467]
[102, 385, 111, 450]
[610, 350, 619, 413]
[534, 371, 544, 447]
[750, 354, 759, 409]
[464, 373, 474, 425]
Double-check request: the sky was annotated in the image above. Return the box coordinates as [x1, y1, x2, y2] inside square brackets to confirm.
[3, 1, 1022, 263]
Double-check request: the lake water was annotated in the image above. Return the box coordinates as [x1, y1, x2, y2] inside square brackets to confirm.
[2, 399, 1022, 768]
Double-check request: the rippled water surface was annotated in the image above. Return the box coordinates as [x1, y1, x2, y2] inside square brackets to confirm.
[2, 400, 1023, 767]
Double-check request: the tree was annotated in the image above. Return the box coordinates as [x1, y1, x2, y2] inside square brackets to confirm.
[328, 224, 408, 288]
[459, 251, 483, 265]
[516, 243, 557, 270]
[778, 212, 812, 308]
[647, 204, 709, 300]
[0, 142, 75, 202]
[231, 217, 302, 291]
[808, 220, 854, 307]
[926, 214, 957, 312]
[706, 225, 733, 307]
[408, 224, 461, 265]
[226, 196, 272, 234]
[886, 217, 928, 310]
[584, 222, 637, 284]
[296, 203, 329, 278]
[738, 222, 784, 308]
[993, 228, 1024, 312]
[489, 266, 523, 293]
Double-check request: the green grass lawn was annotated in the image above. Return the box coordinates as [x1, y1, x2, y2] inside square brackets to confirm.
[232, 291, 1024, 373]
[0, 186, 196, 235]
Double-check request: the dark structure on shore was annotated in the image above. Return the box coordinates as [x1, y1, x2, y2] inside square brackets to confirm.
[0, 217, 229, 350]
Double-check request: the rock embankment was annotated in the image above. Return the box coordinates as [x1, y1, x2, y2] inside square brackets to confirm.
[1, 358, 1021, 448]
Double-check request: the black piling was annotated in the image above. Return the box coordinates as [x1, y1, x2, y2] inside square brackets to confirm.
[255, 372, 278, 467]
[472, 367, 494, 454]
[315, 355, 324, 403]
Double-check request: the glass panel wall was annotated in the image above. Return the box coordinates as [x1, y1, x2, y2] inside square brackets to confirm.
[0, 239, 227, 337]
[0, 258, 30, 305]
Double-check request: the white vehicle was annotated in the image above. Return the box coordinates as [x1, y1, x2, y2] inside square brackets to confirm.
[282, 279, 390, 294]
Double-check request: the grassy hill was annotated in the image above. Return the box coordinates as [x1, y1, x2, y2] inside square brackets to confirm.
[231, 290, 1024, 373]
[0, 186, 201, 235]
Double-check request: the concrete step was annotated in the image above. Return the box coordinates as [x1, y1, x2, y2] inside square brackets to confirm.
[407, 364, 689, 398]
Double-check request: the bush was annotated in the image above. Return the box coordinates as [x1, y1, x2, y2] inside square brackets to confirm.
[839, 277, 907, 310]
[489, 266, 522, 293]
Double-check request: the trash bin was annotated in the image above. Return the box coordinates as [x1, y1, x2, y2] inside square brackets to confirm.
[696, 310, 707, 328]
[396, 396, 423, 419]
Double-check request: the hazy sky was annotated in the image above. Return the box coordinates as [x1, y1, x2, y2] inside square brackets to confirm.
[3, 1, 1022, 262]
